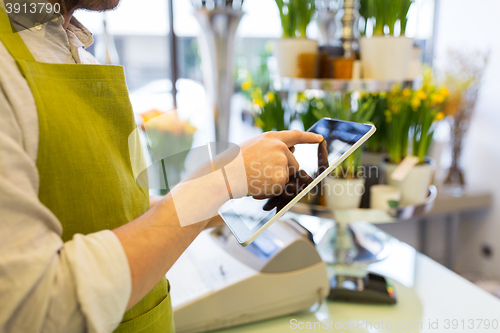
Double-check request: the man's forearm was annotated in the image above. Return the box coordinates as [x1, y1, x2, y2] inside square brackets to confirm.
[113, 193, 211, 311]
[114, 168, 234, 311]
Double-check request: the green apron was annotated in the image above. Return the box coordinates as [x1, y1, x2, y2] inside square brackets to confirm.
[0, 9, 174, 333]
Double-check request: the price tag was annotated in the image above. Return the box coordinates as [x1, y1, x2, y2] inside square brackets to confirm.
[390, 155, 420, 181]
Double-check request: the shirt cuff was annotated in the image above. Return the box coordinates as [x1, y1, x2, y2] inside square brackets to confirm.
[61, 230, 132, 333]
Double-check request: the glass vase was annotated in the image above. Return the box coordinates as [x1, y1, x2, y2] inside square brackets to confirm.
[444, 118, 466, 196]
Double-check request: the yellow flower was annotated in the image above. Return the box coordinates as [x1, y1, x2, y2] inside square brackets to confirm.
[250, 87, 262, 101]
[435, 112, 445, 121]
[265, 92, 276, 103]
[411, 97, 421, 110]
[140, 109, 165, 123]
[402, 88, 411, 98]
[379, 92, 387, 98]
[297, 92, 306, 101]
[437, 87, 449, 98]
[182, 121, 197, 135]
[430, 93, 445, 105]
[253, 98, 265, 108]
[241, 81, 252, 90]
[255, 118, 265, 128]
[384, 110, 392, 123]
[416, 90, 427, 100]
[390, 103, 400, 114]
[391, 83, 402, 93]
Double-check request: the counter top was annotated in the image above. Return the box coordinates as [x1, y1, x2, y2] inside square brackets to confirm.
[218, 240, 500, 333]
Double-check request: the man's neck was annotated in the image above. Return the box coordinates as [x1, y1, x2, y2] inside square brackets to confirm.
[47, 0, 75, 30]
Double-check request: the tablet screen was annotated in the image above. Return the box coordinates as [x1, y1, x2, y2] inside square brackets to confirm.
[219, 119, 373, 243]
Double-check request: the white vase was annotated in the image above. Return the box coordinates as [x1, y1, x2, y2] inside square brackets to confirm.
[383, 158, 435, 206]
[359, 36, 413, 81]
[406, 46, 423, 80]
[323, 176, 366, 210]
[274, 38, 318, 78]
[370, 185, 401, 210]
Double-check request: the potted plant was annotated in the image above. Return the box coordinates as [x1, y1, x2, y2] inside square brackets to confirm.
[240, 68, 289, 131]
[359, 0, 414, 80]
[298, 93, 376, 209]
[252, 91, 288, 132]
[274, 0, 318, 78]
[382, 71, 448, 205]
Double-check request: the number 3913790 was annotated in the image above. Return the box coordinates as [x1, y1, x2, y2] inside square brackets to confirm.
[5, 2, 61, 15]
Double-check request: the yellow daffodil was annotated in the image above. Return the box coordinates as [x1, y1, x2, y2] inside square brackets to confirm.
[379, 92, 387, 98]
[390, 103, 400, 114]
[411, 97, 421, 110]
[265, 92, 276, 103]
[435, 112, 445, 121]
[402, 88, 411, 98]
[430, 93, 445, 105]
[255, 118, 265, 128]
[241, 80, 253, 90]
[437, 87, 449, 98]
[384, 110, 392, 123]
[416, 90, 427, 100]
[297, 92, 306, 101]
[253, 98, 265, 108]
[391, 83, 402, 93]
[250, 87, 262, 101]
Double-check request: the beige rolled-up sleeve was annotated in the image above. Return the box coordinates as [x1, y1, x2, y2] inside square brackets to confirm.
[0, 42, 132, 333]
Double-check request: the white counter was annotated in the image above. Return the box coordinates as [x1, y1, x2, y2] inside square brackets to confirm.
[217, 240, 500, 333]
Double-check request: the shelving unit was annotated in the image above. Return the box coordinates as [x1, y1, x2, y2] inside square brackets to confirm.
[279, 77, 419, 93]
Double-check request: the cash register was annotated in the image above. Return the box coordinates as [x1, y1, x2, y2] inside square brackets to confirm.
[166, 219, 330, 333]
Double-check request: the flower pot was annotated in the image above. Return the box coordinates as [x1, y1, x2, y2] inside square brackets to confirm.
[297, 53, 319, 78]
[323, 176, 366, 210]
[406, 46, 423, 80]
[370, 185, 401, 210]
[332, 57, 354, 79]
[382, 157, 435, 206]
[275, 38, 318, 78]
[359, 36, 413, 80]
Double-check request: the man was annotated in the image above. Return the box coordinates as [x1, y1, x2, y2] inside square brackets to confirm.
[0, 0, 323, 332]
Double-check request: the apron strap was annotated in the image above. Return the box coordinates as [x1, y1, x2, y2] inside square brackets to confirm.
[0, 7, 36, 62]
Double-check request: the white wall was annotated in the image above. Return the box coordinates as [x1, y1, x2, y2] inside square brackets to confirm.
[434, 0, 500, 278]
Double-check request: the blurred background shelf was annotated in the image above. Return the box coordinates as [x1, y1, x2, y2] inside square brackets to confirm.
[279, 77, 419, 93]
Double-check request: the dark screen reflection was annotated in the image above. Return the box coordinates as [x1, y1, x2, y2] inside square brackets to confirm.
[262, 119, 370, 212]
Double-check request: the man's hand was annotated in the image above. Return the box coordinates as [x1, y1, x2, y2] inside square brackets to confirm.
[240, 130, 323, 198]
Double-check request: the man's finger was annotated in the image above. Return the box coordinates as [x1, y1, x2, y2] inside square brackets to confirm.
[275, 130, 324, 147]
[284, 148, 299, 172]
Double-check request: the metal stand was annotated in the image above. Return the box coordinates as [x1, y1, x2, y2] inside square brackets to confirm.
[340, 0, 359, 58]
[292, 186, 437, 266]
[194, 8, 243, 152]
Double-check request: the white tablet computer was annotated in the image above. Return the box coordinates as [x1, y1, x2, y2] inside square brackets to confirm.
[219, 118, 376, 246]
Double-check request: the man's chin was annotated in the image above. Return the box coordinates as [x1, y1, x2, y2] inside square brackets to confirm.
[71, 0, 121, 12]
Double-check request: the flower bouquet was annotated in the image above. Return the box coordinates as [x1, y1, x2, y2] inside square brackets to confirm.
[140, 109, 196, 194]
